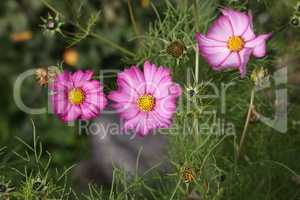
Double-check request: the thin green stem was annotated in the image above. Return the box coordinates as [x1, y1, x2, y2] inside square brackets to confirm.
[193, 0, 200, 31]
[89, 32, 136, 57]
[127, 0, 140, 36]
[237, 88, 255, 160]
[40, 0, 59, 15]
[169, 179, 181, 200]
[195, 45, 199, 83]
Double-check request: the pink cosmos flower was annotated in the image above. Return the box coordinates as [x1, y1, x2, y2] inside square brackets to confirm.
[50, 70, 107, 122]
[196, 8, 272, 77]
[108, 61, 182, 136]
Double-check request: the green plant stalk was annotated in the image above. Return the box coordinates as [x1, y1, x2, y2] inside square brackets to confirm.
[89, 32, 136, 57]
[237, 88, 255, 160]
[127, 0, 140, 36]
[195, 46, 199, 83]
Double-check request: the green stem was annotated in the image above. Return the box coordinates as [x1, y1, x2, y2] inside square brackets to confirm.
[127, 0, 140, 36]
[195, 45, 199, 83]
[237, 88, 255, 160]
[89, 32, 136, 57]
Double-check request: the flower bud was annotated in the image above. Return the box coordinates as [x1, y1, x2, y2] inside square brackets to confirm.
[167, 40, 186, 58]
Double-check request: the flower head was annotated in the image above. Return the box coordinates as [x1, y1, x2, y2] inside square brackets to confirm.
[108, 61, 182, 136]
[167, 40, 186, 58]
[196, 8, 272, 77]
[50, 70, 107, 122]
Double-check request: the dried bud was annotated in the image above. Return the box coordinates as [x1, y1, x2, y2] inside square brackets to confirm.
[290, 15, 300, 27]
[36, 66, 61, 86]
[63, 49, 79, 66]
[182, 167, 196, 183]
[251, 67, 268, 86]
[167, 41, 186, 58]
[36, 68, 48, 86]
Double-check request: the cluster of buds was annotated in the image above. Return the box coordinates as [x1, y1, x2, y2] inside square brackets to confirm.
[290, 2, 300, 27]
[35, 66, 61, 86]
[250, 67, 268, 87]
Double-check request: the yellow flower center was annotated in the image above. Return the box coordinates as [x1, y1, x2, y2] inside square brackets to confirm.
[68, 88, 85, 105]
[137, 94, 155, 112]
[227, 36, 245, 52]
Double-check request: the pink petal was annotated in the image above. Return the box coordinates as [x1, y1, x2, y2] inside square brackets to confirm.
[199, 45, 230, 67]
[80, 103, 99, 120]
[85, 92, 107, 110]
[144, 61, 159, 94]
[241, 24, 256, 41]
[168, 83, 182, 97]
[195, 33, 227, 47]
[253, 43, 267, 58]
[238, 48, 253, 77]
[245, 33, 272, 58]
[117, 78, 140, 97]
[206, 15, 234, 42]
[152, 77, 173, 99]
[216, 52, 240, 70]
[244, 33, 272, 47]
[221, 8, 250, 36]
[123, 112, 145, 132]
[135, 118, 151, 136]
[118, 66, 146, 95]
[51, 71, 73, 90]
[72, 70, 93, 87]
[144, 61, 157, 83]
[152, 66, 172, 85]
[148, 111, 170, 128]
[61, 105, 81, 122]
[113, 103, 139, 120]
[108, 90, 137, 103]
[81, 80, 102, 94]
[155, 96, 177, 119]
[51, 91, 69, 115]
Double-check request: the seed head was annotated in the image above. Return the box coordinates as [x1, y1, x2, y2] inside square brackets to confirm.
[251, 67, 268, 87]
[36, 68, 48, 86]
[167, 40, 186, 58]
[182, 167, 196, 183]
